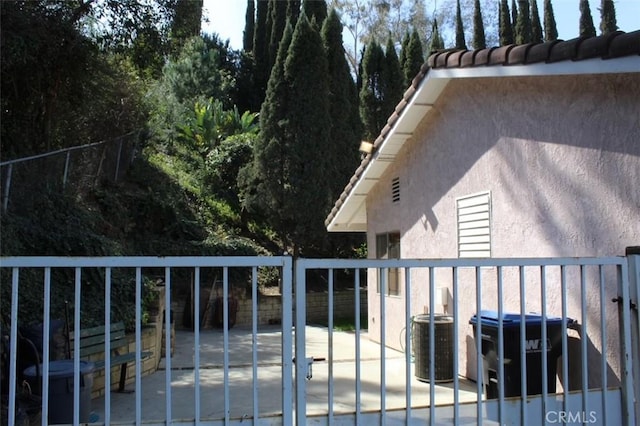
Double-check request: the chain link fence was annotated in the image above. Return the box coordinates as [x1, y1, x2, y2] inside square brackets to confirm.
[0, 131, 142, 213]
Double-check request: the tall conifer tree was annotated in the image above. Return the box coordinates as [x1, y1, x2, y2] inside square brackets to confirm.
[599, 0, 618, 35]
[430, 20, 445, 54]
[359, 40, 386, 142]
[383, 37, 403, 120]
[456, 0, 467, 49]
[579, 0, 596, 38]
[499, 0, 514, 45]
[403, 30, 424, 88]
[268, 0, 288, 70]
[472, 0, 486, 49]
[399, 32, 410, 74]
[253, 0, 270, 104]
[321, 9, 361, 202]
[531, 0, 543, 43]
[283, 14, 331, 253]
[243, 0, 255, 51]
[303, 0, 328, 25]
[170, 0, 203, 53]
[515, 0, 532, 44]
[511, 0, 519, 41]
[288, 0, 301, 26]
[543, 0, 558, 41]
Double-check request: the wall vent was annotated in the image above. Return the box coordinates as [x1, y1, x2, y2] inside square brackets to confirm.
[392, 177, 400, 203]
[456, 191, 491, 258]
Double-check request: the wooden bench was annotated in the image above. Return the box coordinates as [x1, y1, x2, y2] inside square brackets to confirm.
[73, 322, 152, 393]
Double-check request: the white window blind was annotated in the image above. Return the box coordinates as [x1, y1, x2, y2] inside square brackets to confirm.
[457, 192, 491, 258]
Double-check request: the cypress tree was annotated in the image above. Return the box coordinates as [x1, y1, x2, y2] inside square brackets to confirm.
[283, 14, 331, 254]
[383, 37, 403, 119]
[359, 40, 386, 142]
[399, 31, 410, 75]
[531, 0, 543, 44]
[455, 0, 467, 49]
[170, 0, 203, 53]
[599, 0, 618, 35]
[472, 0, 486, 49]
[511, 0, 519, 41]
[253, 0, 270, 104]
[287, 0, 301, 25]
[321, 9, 361, 202]
[403, 29, 424, 88]
[243, 0, 255, 51]
[303, 0, 327, 26]
[579, 0, 596, 38]
[268, 0, 288, 70]
[515, 0, 532, 44]
[543, 0, 558, 41]
[499, 0, 514, 45]
[430, 20, 445, 54]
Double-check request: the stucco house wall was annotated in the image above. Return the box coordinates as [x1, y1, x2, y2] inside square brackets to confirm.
[366, 73, 640, 382]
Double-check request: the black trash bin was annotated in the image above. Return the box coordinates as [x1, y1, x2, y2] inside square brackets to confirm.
[23, 360, 94, 424]
[470, 310, 572, 398]
[413, 314, 455, 382]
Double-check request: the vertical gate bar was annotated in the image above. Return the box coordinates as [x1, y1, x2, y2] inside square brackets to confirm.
[42, 267, 52, 426]
[560, 265, 569, 414]
[164, 267, 172, 423]
[3, 163, 12, 212]
[293, 258, 305, 426]
[8, 268, 20, 426]
[223, 267, 230, 424]
[452, 267, 460, 426]
[429, 267, 435, 425]
[618, 260, 637, 426]
[519, 266, 527, 426]
[63, 151, 71, 188]
[74, 268, 82, 426]
[627, 251, 640, 423]
[540, 266, 548, 418]
[599, 265, 608, 426]
[580, 265, 589, 417]
[354, 269, 362, 424]
[105, 268, 112, 425]
[404, 267, 412, 426]
[380, 267, 387, 424]
[135, 267, 142, 426]
[328, 269, 336, 417]
[114, 139, 123, 181]
[497, 266, 504, 425]
[195, 267, 201, 425]
[475, 266, 483, 426]
[251, 266, 258, 425]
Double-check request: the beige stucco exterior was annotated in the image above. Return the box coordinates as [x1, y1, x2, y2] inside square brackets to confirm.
[365, 73, 640, 382]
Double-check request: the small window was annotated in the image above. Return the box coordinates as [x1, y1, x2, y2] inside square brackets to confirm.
[376, 232, 401, 295]
[457, 192, 491, 258]
[392, 177, 400, 203]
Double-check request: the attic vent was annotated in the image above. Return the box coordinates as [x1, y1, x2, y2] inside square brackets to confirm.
[457, 192, 491, 258]
[391, 177, 400, 203]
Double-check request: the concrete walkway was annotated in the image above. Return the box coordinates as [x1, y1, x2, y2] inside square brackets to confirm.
[91, 326, 480, 424]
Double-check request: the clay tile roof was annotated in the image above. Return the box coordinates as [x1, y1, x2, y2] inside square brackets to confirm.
[577, 31, 623, 60]
[548, 37, 586, 62]
[489, 45, 515, 65]
[608, 30, 640, 58]
[507, 43, 533, 65]
[526, 40, 559, 63]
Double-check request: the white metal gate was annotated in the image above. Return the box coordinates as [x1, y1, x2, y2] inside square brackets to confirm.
[1, 255, 638, 425]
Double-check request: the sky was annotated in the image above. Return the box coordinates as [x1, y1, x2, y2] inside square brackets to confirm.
[201, 0, 639, 50]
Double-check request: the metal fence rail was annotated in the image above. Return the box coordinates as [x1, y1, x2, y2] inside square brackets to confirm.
[0, 131, 141, 212]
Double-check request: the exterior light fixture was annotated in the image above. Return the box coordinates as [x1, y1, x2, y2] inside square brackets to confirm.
[359, 141, 374, 154]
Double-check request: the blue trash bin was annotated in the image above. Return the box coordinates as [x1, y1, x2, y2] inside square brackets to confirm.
[24, 360, 94, 424]
[470, 310, 573, 398]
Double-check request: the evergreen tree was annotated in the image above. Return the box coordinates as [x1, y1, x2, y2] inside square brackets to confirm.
[170, 0, 203, 54]
[321, 9, 361, 202]
[303, 0, 328, 26]
[253, 0, 270, 104]
[531, 0, 543, 44]
[243, 0, 255, 51]
[403, 29, 424, 88]
[456, 0, 467, 49]
[515, 0, 532, 44]
[511, 0, 519, 41]
[268, 0, 288, 70]
[288, 0, 302, 25]
[282, 15, 331, 254]
[359, 39, 386, 142]
[399, 31, 410, 75]
[499, 0, 514, 45]
[430, 20, 445, 54]
[383, 37, 403, 119]
[543, 0, 558, 41]
[579, 0, 596, 38]
[472, 0, 486, 49]
[599, 0, 618, 35]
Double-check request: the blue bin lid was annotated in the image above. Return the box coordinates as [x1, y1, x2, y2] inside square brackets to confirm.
[24, 360, 95, 378]
[469, 310, 571, 327]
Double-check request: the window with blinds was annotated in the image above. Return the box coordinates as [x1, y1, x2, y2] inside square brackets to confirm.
[456, 192, 491, 258]
[376, 232, 401, 295]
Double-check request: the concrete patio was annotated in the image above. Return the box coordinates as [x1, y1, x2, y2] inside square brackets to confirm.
[91, 325, 480, 424]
